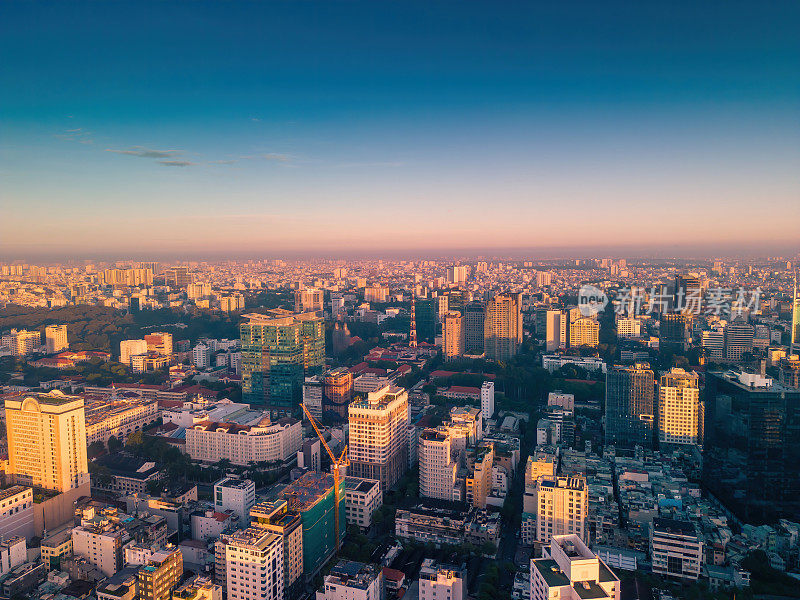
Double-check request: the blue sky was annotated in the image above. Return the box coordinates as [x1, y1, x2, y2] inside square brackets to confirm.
[2, 1, 799, 256]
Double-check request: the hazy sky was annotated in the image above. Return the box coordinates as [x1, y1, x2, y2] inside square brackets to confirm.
[2, 1, 799, 257]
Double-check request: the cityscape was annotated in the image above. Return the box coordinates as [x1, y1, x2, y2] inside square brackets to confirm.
[2, 3, 800, 600]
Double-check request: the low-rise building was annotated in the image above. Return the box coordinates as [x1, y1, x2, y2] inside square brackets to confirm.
[0, 486, 34, 541]
[316, 560, 383, 600]
[650, 517, 703, 581]
[344, 478, 382, 529]
[214, 477, 256, 522]
[186, 418, 301, 465]
[419, 558, 466, 600]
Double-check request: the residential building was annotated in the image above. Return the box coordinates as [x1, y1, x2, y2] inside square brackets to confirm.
[419, 429, 458, 501]
[145, 332, 174, 356]
[344, 478, 382, 529]
[364, 286, 389, 304]
[5, 391, 90, 492]
[348, 385, 409, 491]
[72, 514, 128, 577]
[650, 518, 703, 581]
[545, 310, 567, 352]
[604, 363, 655, 449]
[0, 487, 34, 541]
[193, 343, 211, 369]
[186, 417, 302, 465]
[415, 298, 437, 344]
[466, 443, 494, 509]
[530, 534, 620, 600]
[137, 546, 183, 600]
[172, 575, 223, 600]
[250, 499, 304, 599]
[2, 329, 41, 356]
[569, 317, 599, 348]
[485, 292, 523, 361]
[214, 477, 256, 522]
[295, 288, 324, 313]
[225, 528, 283, 600]
[481, 380, 495, 420]
[419, 558, 466, 600]
[536, 476, 587, 545]
[316, 560, 382, 600]
[464, 302, 485, 355]
[660, 313, 691, 351]
[443, 311, 465, 359]
[616, 318, 641, 339]
[658, 368, 701, 446]
[45, 324, 68, 353]
[724, 322, 755, 361]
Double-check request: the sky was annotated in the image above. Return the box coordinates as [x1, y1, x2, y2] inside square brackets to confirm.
[2, 1, 799, 258]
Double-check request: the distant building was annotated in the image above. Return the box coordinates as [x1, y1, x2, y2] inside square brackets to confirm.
[604, 363, 654, 449]
[214, 477, 256, 522]
[419, 429, 458, 501]
[724, 322, 755, 361]
[344, 478, 382, 529]
[295, 287, 324, 313]
[45, 324, 68, 353]
[144, 332, 173, 356]
[443, 311, 465, 359]
[536, 476, 587, 545]
[1, 329, 40, 356]
[481, 380, 495, 420]
[415, 298, 437, 344]
[569, 317, 599, 348]
[463, 302, 485, 354]
[485, 292, 523, 361]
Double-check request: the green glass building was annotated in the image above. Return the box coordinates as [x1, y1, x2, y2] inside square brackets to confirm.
[240, 309, 325, 416]
[415, 298, 437, 344]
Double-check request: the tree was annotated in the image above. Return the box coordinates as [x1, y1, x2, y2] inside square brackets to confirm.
[127, 431, 144, 446]
[88, 441, 105, 459]
[107, 435, 122, 453]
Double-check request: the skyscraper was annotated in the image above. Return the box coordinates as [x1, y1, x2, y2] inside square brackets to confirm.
[419, 429, 458, 501]
[294, 287, 324, 314]
[240, 310, 325, 416]
[484, 292, 523, 361]
[5, 391, 90, 493]
[724, 322, 754, 362]
[704, 370, 800, 523]
[414, 298, 437, 344]
[658, 368, 701, 446]
[44, 325, 68, 353]
[605, 363, 655, 449]
[660, 313, 692, 352]
[250, 499, 303, 600]
[348, 385, 409, 491]
[463, 302, 485, 355]
[442, 311, 464, 359]
[323, 367, 353, 418]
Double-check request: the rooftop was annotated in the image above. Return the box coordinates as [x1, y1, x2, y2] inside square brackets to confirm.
[532, 559, 570, 588]
[326, 560, 381, 590]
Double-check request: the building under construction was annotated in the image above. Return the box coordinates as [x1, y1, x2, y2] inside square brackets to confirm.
[280, 471, 346, 579]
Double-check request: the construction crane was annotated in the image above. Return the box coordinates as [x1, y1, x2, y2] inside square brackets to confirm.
[300, 403, 349, 552]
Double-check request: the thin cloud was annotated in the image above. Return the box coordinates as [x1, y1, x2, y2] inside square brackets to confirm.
[106, 147, 180, 158]
[336, 161, 405, 168]
[158, 160, 196, 167]
[211, 153, 291, 165]
[55, 128, 93, 144]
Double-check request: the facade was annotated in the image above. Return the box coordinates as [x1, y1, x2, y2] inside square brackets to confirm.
[2, 329, 41, 356]
[443, 311, 465, 359]
[419, 429, 458, 501]
[535, 476, 587, 544]
[225, 528, 284, 600]
[658, 368, 701, 446]
[186, 417, 302, 465]
[724, 323, 755, 362]
[464, 302, 486, 355]
[704, 370, 800, 523]
[0, 487, 34, 541]
[344, 478, 382, 529]
[604, 363, 655, 449]
[45, 324, 69, 353]
[485, 292, 523, 361]
[616, 318, 641, 339]
[240, 310, 325, 415]
[348, 385, 409, 491]
[419, 559, 466, 600]
[481, 380, 495, 420]
[568, 317, 599, 348]
[530, 535, 620, 600]
[317, 560, 382, 600]
[137, 547, 183, 600]
[250, 499, 304, 599]
[85, 397, 159, 445]
[5, 391, 90, 492]
[415, 298, 437, 344]
[214, 477, 256, 522]
[650, 518, 702, 581]
[145, 332, 174, 356]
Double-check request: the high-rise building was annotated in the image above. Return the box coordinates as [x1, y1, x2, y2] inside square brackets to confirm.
[442, 311, 464, 359]
[674, 272, 702, 313]
[701, 327, 725, 361]
[240, 310, 325, 415]
[44, 325, 68, 353]
[419, 429, 458, 501]
[446, 265, 469, 285]
[348, 385, 409, 491]
[250, 499, 303, 600]
[463, 302, 485, 354]
[485, 292, 523, 361]
[650, 518, 703, 581]
[704, 370, 800, 523]
[535, 475, 587, 544]
[660, 313, 692, 351]
[545, 310, 566, 352]
[294, 288, 324, 313]
[120, 339, 149, 366]
[145, 332, 173, 356]
[137, 546, 183, 600]
[415, 298, 437, 344]
[419, 559, 466, 600]
[363, 285, 389, 303]
[220, 293, 246, 313]
[225, 528, 283, 600]
[530, 535, 620, 600]
[568, 317, 599, 348]
[5, 391, 89, 493]
[616, 317, 641, 339]
[605, 363, 655, 449]
[481, 380, 495, 420]
[323, 367, 353, 418]
[658, 368, 701, 446]
[166, 266, 191, 288]
[724, 322, 754, 362]
[465, 442, 494, 508]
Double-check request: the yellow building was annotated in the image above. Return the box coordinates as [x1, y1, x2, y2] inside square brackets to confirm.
[5, 391, 89, 493]
[658, 368, 701, 446]
[569, 317, 599, 348]
[442, 311, 464, 359]
[535, 475, 587, 544]
[138, 546, 183, 600]
[45, 325, 69, 353]
[249, 499, 303, 598]
[465, 443, 494, 509]
[484, 293, 523, 361]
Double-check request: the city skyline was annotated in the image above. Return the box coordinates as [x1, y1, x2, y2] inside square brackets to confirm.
[3, 1, 799, 256]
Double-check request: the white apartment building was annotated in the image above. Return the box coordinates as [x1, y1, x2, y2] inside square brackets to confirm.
[419, 429, 458, 501]
[193, 343, 211, 369]
[225, 527, 284, 600]
[214, 477, 256, 522]
[419, 558, 466, 600]
[0, 486, 35, 541]
[530, 535, 620, 600]
[650, 518, 703, 581]
[4, 391, 90, 493]
[186, 417, 302, 466]
[344, 477, 382, 529]
[45, 324, 69, 353]
[481, 381, 495, 421]
[72, 520, 127, 576]
[536, 476, 587, 545]
[317, 560, 383, 600]
[658, 368, 701, 446]
[348, 385, 409, 491]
